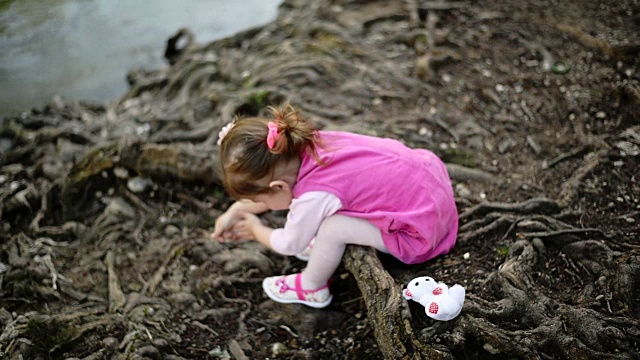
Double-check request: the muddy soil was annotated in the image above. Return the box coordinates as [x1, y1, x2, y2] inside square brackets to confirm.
[1, 0, 639, 359]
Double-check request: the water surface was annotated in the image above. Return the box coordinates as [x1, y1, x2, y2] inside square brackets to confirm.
[0, 0, 281, 115]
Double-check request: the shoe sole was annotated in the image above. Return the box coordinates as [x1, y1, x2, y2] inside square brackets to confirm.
[294, 254, 310, 261]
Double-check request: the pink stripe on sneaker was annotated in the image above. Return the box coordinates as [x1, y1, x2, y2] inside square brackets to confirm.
[295, 273, 305, 300]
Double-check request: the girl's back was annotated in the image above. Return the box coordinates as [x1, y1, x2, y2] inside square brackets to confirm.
[294, 131, 458, 264]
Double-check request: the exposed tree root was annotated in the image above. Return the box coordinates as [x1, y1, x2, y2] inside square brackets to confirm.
[314, 191, 636, 357]
[343, 246, 453, 360]
[338, 197, 639, 358]
[557, 150, 607, 208]
[1, 0, 639, 358]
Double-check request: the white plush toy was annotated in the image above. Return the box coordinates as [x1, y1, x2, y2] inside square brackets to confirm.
[402, 276, 465, 321]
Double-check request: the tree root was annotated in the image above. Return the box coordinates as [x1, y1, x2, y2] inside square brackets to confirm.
[106, 251, 127, 312]
[1, 0, 638, 358]
[445, 164, 500, 184]
[459, 197, 560, 220]
[557, 150, 607, 208]
[336, 197, 640, 358]
[343, 245, 453, 360]
[556, 24, 640, 62]
[61, 138, 220, 218]
[447, 197, 639, 358]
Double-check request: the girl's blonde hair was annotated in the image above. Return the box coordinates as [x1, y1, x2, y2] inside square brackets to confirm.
[219, 103, 321, 199]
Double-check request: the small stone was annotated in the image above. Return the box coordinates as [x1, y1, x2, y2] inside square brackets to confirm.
[483, 343, 500, 354]
[104, 197, 136, 219]
[165, 224, 180, 237]
[463, 252, 470, 260]
[102, 337, 119, 349]
[208, 346, 230, 358]
[625, 217, 636, 223]
[113, 167, 129, 179]
[136, 123, 151, 136]
[455, 184, 471, 198]
[152, 338, 169, 349]
[127, 176, 152, 193]
[192, 302, 202, 312]
[271, 342, 288, 357]
[0, 308, 13, 327]
[168, 292, 196, 307]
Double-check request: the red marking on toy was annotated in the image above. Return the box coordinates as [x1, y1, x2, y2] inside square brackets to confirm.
[429, 302, 439, 314]
[433, 287, 443, 295]
[405, 289, 412, 297]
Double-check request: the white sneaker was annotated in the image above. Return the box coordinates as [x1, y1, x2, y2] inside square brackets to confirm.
[262, 273, 332, 308]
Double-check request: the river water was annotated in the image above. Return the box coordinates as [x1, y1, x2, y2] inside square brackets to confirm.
[0, 0, 281, 115]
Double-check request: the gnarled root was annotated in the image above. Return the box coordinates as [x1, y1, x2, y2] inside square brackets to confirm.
[345, 197, 639, 359]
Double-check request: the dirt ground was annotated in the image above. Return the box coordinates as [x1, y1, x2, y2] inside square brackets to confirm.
[1, 0, 639, 359]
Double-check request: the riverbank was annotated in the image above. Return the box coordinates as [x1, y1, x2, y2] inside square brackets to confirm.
[0, 0, 638, 358]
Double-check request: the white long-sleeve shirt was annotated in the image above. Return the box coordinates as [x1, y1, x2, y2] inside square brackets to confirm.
[269, 191, 342, 255]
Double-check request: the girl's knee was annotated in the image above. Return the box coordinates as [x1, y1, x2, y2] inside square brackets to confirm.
[317, 215, 347, 240]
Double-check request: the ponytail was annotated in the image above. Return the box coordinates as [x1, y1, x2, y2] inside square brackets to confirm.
[266, 103, 320, 160]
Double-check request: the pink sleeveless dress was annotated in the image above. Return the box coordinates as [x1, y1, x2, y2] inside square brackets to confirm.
[292, 131, 458, 264]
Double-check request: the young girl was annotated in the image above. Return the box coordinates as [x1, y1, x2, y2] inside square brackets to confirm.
[211, 104, 458, 308]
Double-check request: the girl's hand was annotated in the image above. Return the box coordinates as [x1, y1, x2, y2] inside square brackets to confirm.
[234, 211, 274, 249]
[210, 200, 271, 244]
[211, 209, 241, 242]
[235, 211, 263, 236]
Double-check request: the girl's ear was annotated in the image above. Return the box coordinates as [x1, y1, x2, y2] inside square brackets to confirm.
[268, 180, 290, 192]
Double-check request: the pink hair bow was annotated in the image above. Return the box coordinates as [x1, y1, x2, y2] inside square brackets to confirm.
[266, 122, 280, 149]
